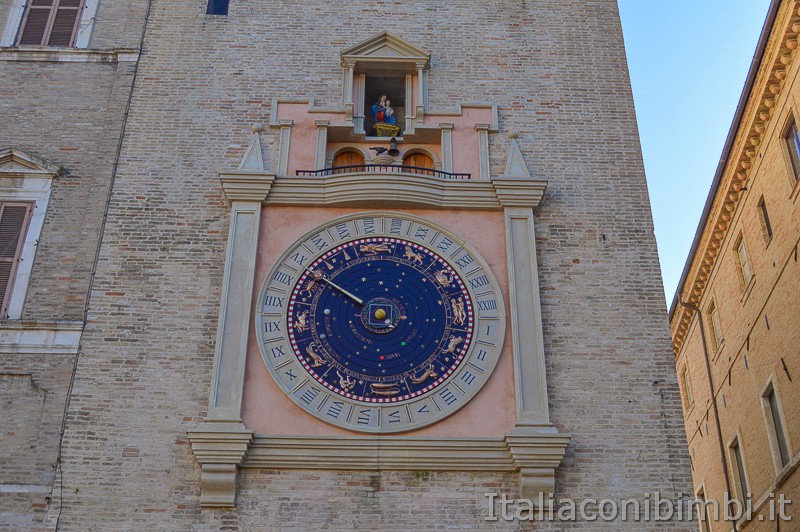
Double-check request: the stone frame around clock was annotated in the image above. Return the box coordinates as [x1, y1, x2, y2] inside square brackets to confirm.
[187, 131, 570, 508]
[255, 212, 506, 434]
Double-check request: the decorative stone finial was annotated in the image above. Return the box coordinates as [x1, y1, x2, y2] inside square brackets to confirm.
[252, 123, 265, 133]
[507, 131, 518, 139]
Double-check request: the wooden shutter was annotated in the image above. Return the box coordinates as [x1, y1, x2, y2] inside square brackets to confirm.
[403, 152, 435, 170]
[0, 203, 33, 317]
[18, 0, 84, 47]
[331, 151, 365, 173]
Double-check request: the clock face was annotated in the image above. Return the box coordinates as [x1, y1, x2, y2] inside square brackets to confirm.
[256, 212, 505, 433]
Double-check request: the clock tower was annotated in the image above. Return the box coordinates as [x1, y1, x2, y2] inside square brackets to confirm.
[43, 3, 694, 529]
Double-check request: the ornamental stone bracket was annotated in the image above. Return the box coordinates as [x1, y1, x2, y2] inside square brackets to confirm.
[505, 428, 571, 500]
[186, 421, 253, 507]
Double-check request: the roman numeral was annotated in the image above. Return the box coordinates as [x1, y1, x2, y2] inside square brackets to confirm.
[265, 321, 281, 333]
[476, 349, 488, 361]
[478, 300, 497, 311]
[290, 252, 307, 266]
[436, 238, 453, 253]
[357, 409, 371, 425]
[414, 226, 429, 239]
[387, 410, 401, 424]
[312, 235, 327, 250]
[300, 387, 320, 405]
[363, 218, 376, 234]
[461, 371, 476, 386]
[417, 404, 430, 414]
[264, 295, 285, 308]
[455, 254, 474, 269]
[284, 369, 297, 381]
[390, 219, 403, 235]
[335, 223, 350, 239]
[270, 345, 286, 359]
[439, 388, 458, 406]
[327, 401, 344, 418]
[469, 275, 489, 289]
[274, 271, 294, 286]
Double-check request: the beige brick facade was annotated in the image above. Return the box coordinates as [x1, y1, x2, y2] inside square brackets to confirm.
[670, 1, 800, 530]
[1, 0, 693, 528]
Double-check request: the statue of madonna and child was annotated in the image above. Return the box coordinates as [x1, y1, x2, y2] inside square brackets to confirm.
[370, 94, 401, 137]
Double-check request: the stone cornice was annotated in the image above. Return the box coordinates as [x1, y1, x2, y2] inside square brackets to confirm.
[242, 432, 570, 480]
[229, 172, 547, 210]
[219, 171, 275, 203]
[0, 319, 83, 355]
[671, 0, 800, 355]
[245, 436, 514, 471]
[0, 46, 139, 63]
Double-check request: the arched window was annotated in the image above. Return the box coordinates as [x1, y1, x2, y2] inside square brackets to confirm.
[403, 152, 434, 174]
[331, 150, 365, 173]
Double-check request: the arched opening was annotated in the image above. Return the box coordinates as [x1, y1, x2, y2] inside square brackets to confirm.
[331, 150, 365, 173]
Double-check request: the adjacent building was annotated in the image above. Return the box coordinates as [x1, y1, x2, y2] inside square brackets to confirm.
[670, 0, 800, 529]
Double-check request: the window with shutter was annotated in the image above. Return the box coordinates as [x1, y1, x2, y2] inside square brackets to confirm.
[17, 0, 85, 47]
[0, 202, 33, 317]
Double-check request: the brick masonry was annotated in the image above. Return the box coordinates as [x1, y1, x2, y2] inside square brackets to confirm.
[670, 2, 800, 528]
[1, 0, 694, 528]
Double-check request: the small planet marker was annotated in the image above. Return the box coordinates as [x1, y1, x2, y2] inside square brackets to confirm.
[374, 308, 387, 320]
[324, 308, 331, 315]
[401, 341, 407, 347]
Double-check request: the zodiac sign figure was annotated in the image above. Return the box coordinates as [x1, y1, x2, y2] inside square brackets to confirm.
[294, 310, 309, 333]
[435, 270, 453, 287]
[360, 242, 393, 255]
[403, 246, 424, 265]
[410, 364, 439, 384]
[451, 297, 466, 326]
[301, 269, 324, 298]
[337, 371, 355, 393]
[370, 382, 401, 396]
[305, 343, 327, 368]
[442, 335, 464, 354]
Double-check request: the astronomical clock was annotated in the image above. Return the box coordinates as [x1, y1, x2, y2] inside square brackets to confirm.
[256, 213, 504, 433]
[187, 31, 569, 508]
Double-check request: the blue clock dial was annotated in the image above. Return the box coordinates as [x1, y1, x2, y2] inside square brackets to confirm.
[288, 237, 474, 404]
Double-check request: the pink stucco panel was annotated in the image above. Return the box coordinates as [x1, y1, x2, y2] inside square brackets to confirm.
[242, 206, 516, 438]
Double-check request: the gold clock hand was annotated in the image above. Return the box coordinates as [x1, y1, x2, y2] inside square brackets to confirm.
[319, 276, 364, 306]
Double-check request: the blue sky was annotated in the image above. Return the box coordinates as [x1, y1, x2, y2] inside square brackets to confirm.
[617, 0, 772, 306]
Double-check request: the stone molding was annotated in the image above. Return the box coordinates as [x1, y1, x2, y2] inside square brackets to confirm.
[219, 171, 274, 203]
[245, 436, 513, 471]
[0, 319, 83, 355]
[242, 432, 569, 498]
[0, 47, 139, 63]
[217, 171, 547, 209]
[672, 0, 800, 353]
[186, 421, 254, 508]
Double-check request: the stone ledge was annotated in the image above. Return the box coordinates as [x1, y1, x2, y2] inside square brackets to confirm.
[223, 172, 548, 210]
[0, 319, 83, 354]
[0, 46, 139, 63]
[244, 435, 515, 471]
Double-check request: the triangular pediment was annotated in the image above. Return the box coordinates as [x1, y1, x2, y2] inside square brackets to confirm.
[341, 32, 430, 68]
[0, 147, 61, 176]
